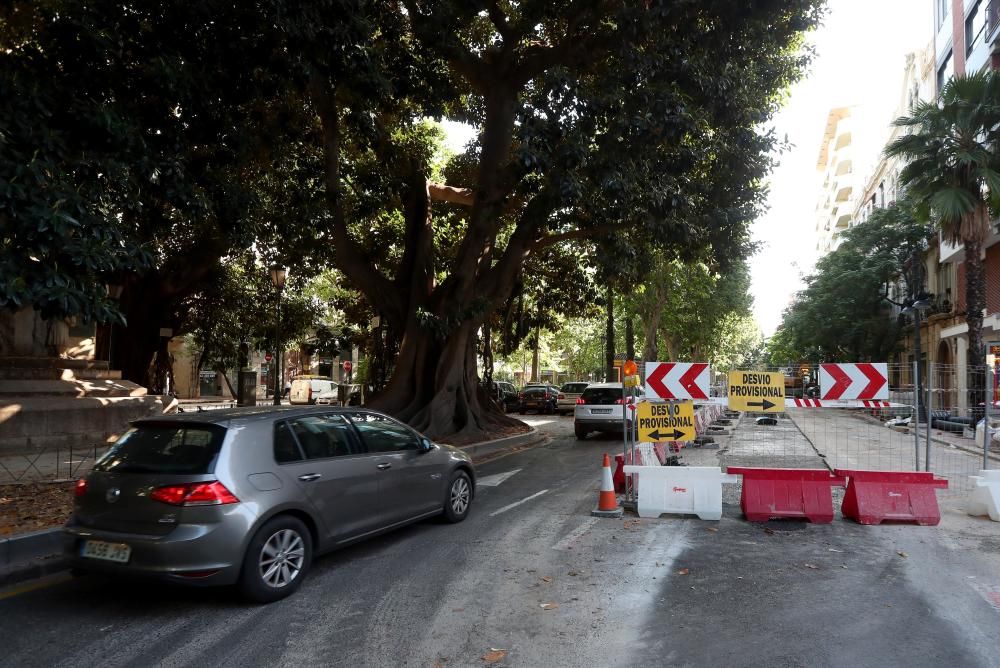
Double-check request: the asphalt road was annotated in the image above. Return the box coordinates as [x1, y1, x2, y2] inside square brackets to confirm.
[1, 415, 999, 667]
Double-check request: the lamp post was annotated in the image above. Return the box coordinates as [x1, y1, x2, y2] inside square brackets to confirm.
[269, 265, 287, 405]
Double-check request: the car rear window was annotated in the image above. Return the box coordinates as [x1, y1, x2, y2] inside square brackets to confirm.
[562, 383, 588, 393]
[524, 387, 548, 396]
[580, 388, 622, 405]
[93, 423, 226, 474]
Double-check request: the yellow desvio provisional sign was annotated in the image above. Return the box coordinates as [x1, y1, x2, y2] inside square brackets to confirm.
[636, 401, 696, 442]
[727, 371, 784, 412]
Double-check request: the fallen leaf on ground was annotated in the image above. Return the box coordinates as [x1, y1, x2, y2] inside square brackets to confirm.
[432, 662, 443, 668]
[804, 563, 819, 569]
[540, 602, 558, 610]
[451, 608, 464, 612]
[540, 576, 553, 583]
[763, 527, 776, 535]
[482, 649, 507, 663]
[897, 551, 908, 558]
[568, 571, 580, 576]
[706, 527, 718, 532]
[677, 568, 689, 575]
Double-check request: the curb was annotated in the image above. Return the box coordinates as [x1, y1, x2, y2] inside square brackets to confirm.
[457, 427, 545, 462]
[0, 527, 68, 588]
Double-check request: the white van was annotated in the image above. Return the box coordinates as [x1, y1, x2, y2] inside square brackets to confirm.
[289, 377, 337, 405]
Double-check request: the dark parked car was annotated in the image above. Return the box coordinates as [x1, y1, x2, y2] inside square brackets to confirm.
[483, 380, 519, 412]
[65, 406, 475, 602]
[518, 385, 559, 414]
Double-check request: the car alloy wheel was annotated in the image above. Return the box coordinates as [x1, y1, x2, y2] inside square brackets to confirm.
[444, 471, 473, 523]
[259, 528, 306, 588]
[239, 515, 312, 602]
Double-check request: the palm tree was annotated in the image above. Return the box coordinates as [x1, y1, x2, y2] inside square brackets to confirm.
[885, 71, 1000, 408]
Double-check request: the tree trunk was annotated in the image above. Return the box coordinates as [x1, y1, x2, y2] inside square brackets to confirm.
[368, 319, 522, 440]
[531, 323, 540, 382]
[964, 236, 986, 413]
[642, 300, 664, 362]
[605, 287, 615, 381]
[625, 316, 635, 360]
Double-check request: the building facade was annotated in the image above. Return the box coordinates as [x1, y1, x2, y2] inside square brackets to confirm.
[814, 107, 857, 255]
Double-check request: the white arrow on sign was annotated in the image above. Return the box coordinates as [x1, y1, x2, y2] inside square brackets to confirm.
[819, 363, 889, 400]
[644, 362, 710, 400]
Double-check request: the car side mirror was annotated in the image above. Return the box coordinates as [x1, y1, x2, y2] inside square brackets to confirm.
[418, 438, 434, 453]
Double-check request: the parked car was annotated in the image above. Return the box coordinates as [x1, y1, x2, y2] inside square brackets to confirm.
[289, 377, 337, 405]
[483, 380, 519, 412]
[65, 406, 476, 602]
[573, 382, 644, 439]
[314, 383, 362, 406]
[518, 385, 559, 414]
[557, 382, 590, 415]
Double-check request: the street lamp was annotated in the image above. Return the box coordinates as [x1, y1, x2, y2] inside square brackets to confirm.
[269, 265, 287, 405]
[902, 296, 931, 422]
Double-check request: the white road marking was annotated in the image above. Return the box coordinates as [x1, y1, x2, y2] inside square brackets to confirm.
[490, 489, 549, 516]
[552, 517, 599, 551]
[477, 469, 523, 487]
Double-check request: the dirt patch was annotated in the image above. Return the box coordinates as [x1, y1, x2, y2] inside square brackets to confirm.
[439, 421, 533, 447]
[0, 482, 74, 537]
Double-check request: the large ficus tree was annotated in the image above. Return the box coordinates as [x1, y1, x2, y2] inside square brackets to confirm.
[886, 72, 1000, 396]
[304, 0, 823, 437]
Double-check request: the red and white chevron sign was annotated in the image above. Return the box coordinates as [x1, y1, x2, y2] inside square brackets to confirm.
[644, 362, 710, 400]
[819, 363, 889, 400]
[792, 398, 892, 408]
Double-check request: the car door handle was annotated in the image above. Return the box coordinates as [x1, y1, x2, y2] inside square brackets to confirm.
[298, 473, 322, 482]
[376, 462, 392, 470]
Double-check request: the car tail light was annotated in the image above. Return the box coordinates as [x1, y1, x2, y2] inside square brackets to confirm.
[518, 393, 525, 399]
[614, 398, 623, 404]
[74, 478, 87, 497]
[558, 393, 565, 399]
[576, 397, 585, 405]
[150, 481, 239, 506]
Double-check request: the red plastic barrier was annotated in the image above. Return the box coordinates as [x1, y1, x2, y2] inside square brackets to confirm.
[613, 454, 626, 493]
[835, 469, 948, 526]
[726, 467, 847, 523]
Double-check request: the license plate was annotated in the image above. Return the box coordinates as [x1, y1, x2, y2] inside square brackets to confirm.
[82, 539, 132, 563]
[592, 408, 613, 414]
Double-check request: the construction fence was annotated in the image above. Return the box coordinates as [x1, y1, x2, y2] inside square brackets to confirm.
[624, 363, 998, 506]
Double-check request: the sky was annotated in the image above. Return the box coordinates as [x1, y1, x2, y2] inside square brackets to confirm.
[751, 0, 934, 335]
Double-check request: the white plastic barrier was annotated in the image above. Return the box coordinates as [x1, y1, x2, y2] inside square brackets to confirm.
[967, 470, 1000, 522]
[623, 465, 738, 520]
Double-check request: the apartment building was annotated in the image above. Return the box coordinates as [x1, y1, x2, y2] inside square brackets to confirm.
[814, 107, 857, 255]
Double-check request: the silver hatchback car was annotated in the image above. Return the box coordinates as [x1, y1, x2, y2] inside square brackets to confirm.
[65, 406, 475, 602]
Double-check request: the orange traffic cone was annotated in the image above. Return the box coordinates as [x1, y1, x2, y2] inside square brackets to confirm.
[592, 453, 624, 518]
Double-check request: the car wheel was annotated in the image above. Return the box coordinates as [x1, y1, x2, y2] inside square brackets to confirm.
[238, 515, 312, 603]
[443, 470, 473, 523]
[574, 424, 588, 440]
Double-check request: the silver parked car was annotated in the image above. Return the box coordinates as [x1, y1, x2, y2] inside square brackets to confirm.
[65, 406, 475, 602]
[573, 382, 644, 439]
[557, 382, 590, 415]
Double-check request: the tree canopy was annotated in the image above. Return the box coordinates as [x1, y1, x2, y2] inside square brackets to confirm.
[769, 201, 930, 364]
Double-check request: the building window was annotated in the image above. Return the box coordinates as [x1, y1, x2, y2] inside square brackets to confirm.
[967, 0, 986, 57]
[937, 0, 949, 31]
[937, 52, 954, 93]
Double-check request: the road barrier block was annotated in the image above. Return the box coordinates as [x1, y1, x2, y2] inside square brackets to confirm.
[967, 470, 1000, 522]
[613, 454, 626, 493]
[725, 467, 846, 523]
[622, 465, 738, 520]
[835, 469, 948, 526]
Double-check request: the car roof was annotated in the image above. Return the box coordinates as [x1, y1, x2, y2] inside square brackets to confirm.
[133, 405, 372, 428]
[582, 382, 623, 389]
